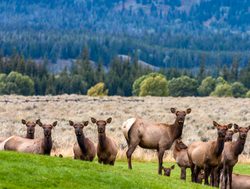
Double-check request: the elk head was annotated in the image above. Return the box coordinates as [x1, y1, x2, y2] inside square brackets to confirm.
[21, 119, 40, 139]
[175, 138, 188, 151]
[234, 124, 250, 140]
[213, 121, 233, 138]
[162, 165, 175, 176]
[171, 108, 191, 125]
[91, 117, 112, 134]
[224, 128, 238, 142]
[37, 120, 57, 138]
[69, 120, 89, 137]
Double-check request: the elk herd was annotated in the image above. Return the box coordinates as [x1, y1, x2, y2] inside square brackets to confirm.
[0, 108, 249, 189]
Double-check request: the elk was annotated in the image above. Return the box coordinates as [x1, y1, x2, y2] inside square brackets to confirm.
[91, 117, 118, 165]
[0, 119, 38, 143]
[69, 120, 96, 161]
[230, 173, 250, 189]
[187, 121, 232, 185]
[162, 165, 175, 176]
[220, 124, 250, 189]
[4, 120, 57, 155]
[173, 138, 190, 180]
[123, 108, 191, 175]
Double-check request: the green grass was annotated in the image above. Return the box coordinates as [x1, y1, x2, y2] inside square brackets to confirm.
[0, 152, 249, 189]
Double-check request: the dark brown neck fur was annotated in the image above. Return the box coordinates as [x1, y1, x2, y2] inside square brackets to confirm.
[43, 136, 52, 155]
[170, 120, 184, 142]
[98, 133, 106, 150]
[215, 136, 225, 157]
[234, 137, 246, 156]
[77, 134, 87, 154]
[26, 133, 34, 139]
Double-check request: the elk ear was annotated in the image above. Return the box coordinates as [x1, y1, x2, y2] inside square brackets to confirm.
[52, 121, 57, 127]
[21, 119, 26, 125]
[186, 108, 191, 114]
[171, 165, 175, 170]
[37, 120, 43, 127]
[69, 120, 74, 126]
[106, 117, 112, 124]
[91, 117, 97, 124]
[83, 121, 89, 127]
[234, 124, 239, 130]
[161, 166, 165, 170]
[227, 123, 233, 129]
[170, 108, 176, 114]
[213, 121, 219, 128]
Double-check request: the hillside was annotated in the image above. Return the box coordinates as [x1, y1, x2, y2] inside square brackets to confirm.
[0, 0, 250, 70]
[2, 151, 249, 189]
[0, 95, 250, 162]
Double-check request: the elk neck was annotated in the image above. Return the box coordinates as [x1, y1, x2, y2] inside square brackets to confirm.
[77, 134, 87, 154]
[215, 136, 225, 157]
[26, 132, 34, 139]
[98, 132, 107, 150]
[43, 135, 52, 155]
[234, 136, 246, 156]
[170, 120, 184, 142]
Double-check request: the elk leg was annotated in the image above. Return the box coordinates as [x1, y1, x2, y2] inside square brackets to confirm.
[190, 163, 196, 182]
[228, 166, 233, 189]
[180, 167, 186, 180]
[210, 168, 215, 186]
[109, 161, 115, 166]
[157, 149, 165, 175]
[194, 166, 201, 183]
[126, 140, 139, 169]
[214, 166, 222, 187]
[204, 166, 212, 185]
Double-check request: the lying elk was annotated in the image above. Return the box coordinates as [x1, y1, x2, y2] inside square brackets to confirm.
[188, 121, 232, 185]
[162, 165, 175, 176]
[123, 108, 191, 175]
[220, 124, 250, 189]
[69, 120, 96, 161]
[91, 117, 118, 165]
[230, 173, 250, 189]
[4, 120, 57, 155]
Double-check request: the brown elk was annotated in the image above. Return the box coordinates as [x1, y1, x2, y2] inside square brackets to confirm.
[213, 128, 238, 187]
[173, 138, 190, 180]
[69, 120, 96, 161]
[91, 117, 118, 165]
[123, 108, 191, 175]
[230, 173, 250, 189]
[4, 120, 57, 155]
[162, 165, 175, 176]
[187, 121, 232, 185]
[220, 124, 250, 189]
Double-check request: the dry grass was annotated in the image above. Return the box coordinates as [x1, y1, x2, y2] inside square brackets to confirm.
[0, 95, 250, 163]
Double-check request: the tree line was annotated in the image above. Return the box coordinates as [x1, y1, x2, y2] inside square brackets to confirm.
[0, 49, 250, 97]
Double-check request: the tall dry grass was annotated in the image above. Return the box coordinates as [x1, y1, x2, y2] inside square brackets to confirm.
[0, 95, 249, 162]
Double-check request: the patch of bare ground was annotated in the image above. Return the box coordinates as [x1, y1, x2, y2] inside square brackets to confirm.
[0, 95, 249, 163]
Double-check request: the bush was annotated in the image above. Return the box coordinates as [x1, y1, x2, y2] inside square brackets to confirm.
[231, 82, 247, 98]
[168, 76, 198, 97]
[210, 83, 233, 97]
[198, 76, 216, 96]
[246, 91, 250, 98]
[132, 73, 168, 96]
[87, 82, 108, 96]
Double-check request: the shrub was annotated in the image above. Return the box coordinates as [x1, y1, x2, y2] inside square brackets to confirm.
[246, 91, 250, 98]
[198, 76, 216, 96]
[168, 76, 198, 97]
[210, 83, 233, 97]
[231, 82, 247, 98]
[87, 82, 108, 96]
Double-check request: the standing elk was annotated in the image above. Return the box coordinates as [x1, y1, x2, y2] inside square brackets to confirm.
[4, 120, 57, 155]
[162, 165, 175, 176]
[91, 117, 118, 165]
[173, 138, 190, 180]
[69, 120, 96, 161]
[123, 107, 191, 175]
[187, 121, 232, 185]
[220, 124, 250, 189]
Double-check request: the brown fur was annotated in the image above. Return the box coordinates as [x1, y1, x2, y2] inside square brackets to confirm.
[4, 120, 57, 155]
[162, 165, 175, 176]
[173, 138, 190, 180]
[188, 121, 232, 185]
[91, 117, 118, 165]
[220, 124, 250, 189]
[230, 173, 250, 189]
[123, 108, 191, 174]
[69, 120, 96, 161]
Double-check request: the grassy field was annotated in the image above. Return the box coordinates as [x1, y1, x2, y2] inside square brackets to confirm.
[0, 152, 249, 189]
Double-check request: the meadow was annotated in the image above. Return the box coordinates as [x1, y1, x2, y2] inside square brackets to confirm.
[1, 151, 247, 189]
